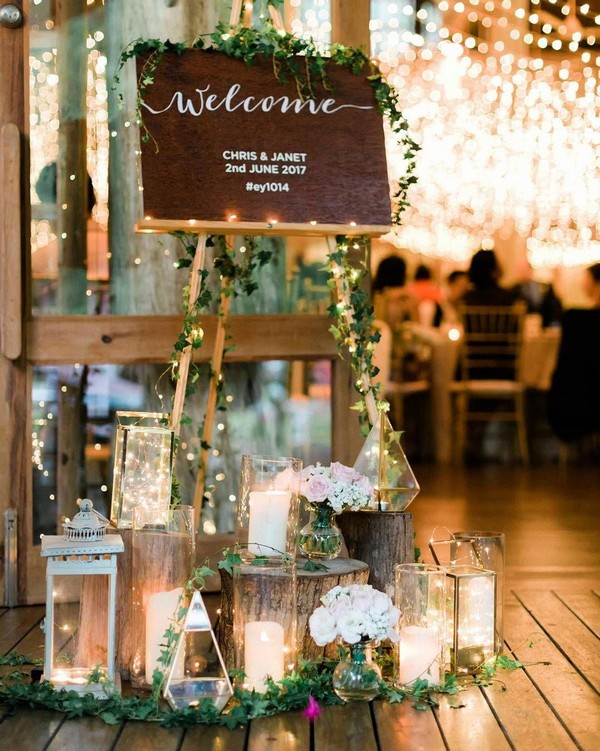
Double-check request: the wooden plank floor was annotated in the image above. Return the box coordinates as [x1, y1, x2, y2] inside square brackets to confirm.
[1, 466, 599, 750]
[1, 592, 598, 750]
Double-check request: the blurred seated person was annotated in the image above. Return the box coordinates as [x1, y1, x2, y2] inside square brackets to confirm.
[434, 270, 469, 326]
[372, 255, 418, 326]
[461, 251, 521, 381]
[463, 249, 517, 306]
[407, 264, 443, 327]
[33, 162, 108, 281]
[511, 259, 563, 327]
[373, 256, 428, 382]
[582, 262, 600, 308]
[548, 264, 600, 442]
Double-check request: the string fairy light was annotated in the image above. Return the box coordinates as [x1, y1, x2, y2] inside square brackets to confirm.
[382, 45, 600, 267]
[291, 0, 599, 267]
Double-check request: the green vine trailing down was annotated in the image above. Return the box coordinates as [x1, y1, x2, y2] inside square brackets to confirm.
[327, 235, 389, 431]
[0, 652, 527, 728]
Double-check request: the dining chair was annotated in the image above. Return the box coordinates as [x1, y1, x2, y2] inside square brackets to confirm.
[450, 302, 529, 464]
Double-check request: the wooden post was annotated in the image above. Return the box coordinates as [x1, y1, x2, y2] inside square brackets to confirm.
[170, 234, 207, 434]
[56, 370, 86, 525]
[0, 1, 29, 605]
[56, 0, 88, 314]
[218, 559, 370, 666]
[328, 0, 375, 466]
[193, 280, 232, 528]
[331, 0, 371, 50]
[338, 511, 415, 596]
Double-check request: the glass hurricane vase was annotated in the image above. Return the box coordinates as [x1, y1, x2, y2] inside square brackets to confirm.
[332, 640, 382, 702]
[298, 503, 343, 560]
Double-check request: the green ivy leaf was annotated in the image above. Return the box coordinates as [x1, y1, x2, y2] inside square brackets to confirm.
[302, 560, 328, 572]
[218, 550, 242, 576]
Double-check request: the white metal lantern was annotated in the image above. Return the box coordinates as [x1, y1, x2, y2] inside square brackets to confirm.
[41, 499, 124, 697]
[164, 590, 233, 711]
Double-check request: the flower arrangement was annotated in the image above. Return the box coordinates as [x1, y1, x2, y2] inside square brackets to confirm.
[309, 584, 400, 646]
[298, 463, 374, 560]
[300, 462, 374, 514]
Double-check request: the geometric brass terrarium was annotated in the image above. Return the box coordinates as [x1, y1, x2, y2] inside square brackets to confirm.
[163, 590, 233, 711]
[353, 411, 420, 511]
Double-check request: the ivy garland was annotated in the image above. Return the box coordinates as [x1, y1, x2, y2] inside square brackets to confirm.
[327, 235, 389, 432]
[0, 551, 533, 729]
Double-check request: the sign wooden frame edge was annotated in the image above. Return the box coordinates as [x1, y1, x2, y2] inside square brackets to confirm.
[135, 219, 392, 237]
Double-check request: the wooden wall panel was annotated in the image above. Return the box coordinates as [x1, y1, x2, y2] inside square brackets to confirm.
[27, 315, 337, 364]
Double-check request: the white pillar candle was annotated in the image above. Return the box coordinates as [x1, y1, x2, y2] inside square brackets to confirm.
[145, 587, 184, 685]
[244, 620, 285, 692]
[248, 490, 291, 556]
[399, 625, 441, 686]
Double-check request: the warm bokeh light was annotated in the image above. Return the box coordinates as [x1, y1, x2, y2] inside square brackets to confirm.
[294, 1, 600, 269]
[382, 44, 600, 268]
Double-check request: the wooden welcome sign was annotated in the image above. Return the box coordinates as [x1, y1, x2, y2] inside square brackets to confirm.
[136, 50, 392, 236]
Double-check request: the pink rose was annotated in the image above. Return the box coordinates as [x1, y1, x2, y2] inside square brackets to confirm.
[303, 475, 332, 504]
[330, 462, 356, 484]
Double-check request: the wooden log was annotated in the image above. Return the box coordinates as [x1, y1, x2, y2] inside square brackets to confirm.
[338, 512, 415, 596]
[129, 527, 193, 685]
[115, 528, 133, 679]
[217, 558, 369, 667]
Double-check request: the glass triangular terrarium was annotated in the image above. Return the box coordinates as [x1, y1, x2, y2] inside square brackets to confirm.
[353, 411, 420, 511]
[163, 590, 233, 711]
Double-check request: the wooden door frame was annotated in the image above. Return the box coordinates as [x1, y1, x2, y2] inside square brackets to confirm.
[0, 0, 30, 606]
[0, 0, 370, 605]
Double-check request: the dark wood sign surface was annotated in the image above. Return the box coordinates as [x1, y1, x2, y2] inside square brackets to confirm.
[137, 50, 391, 234]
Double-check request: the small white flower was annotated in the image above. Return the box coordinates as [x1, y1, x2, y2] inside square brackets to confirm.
[372, 591, 391, 614]
[309, 606, 338, 646]
[311, 583, 399, 649]
[338, 612, 367, 644]
[387, 604, 400, 628]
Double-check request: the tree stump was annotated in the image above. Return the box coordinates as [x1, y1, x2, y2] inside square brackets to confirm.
[217, 558, 369, 666]
[338, 511, 415, 596]
[115, 528, 134, 679]
[112, 527, 193, 680]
